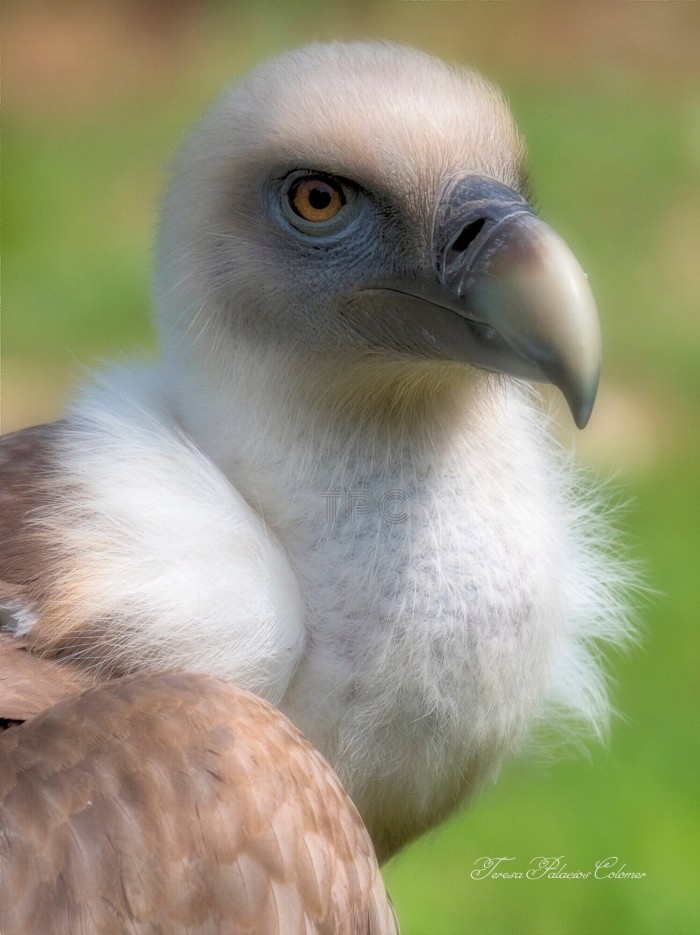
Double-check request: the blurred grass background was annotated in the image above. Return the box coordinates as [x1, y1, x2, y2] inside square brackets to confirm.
[2, 2, 699, 932]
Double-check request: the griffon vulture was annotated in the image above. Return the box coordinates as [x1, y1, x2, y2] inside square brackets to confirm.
[1, 40, 631, 924]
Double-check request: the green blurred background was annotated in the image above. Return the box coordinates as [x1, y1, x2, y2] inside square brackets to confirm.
[3, 2, 699, 932]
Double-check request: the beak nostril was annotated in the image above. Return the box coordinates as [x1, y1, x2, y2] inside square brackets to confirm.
[449, 218, 487, 254]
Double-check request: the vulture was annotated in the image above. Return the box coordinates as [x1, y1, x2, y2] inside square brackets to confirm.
[1, 41, 631, 929]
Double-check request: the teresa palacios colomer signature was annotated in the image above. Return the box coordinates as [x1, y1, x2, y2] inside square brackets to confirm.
[472, 856, 647, 880]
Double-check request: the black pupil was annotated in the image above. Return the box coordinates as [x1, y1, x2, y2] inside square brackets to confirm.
[308, 186, 332, 210]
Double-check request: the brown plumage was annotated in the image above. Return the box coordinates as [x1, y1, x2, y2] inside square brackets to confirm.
[0, 426, 59, 621]
[0, 424, 96, 666]
[0, 632, 97, 724]
[0, 670, 397, 934]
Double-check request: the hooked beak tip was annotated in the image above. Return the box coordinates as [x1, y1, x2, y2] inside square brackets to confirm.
[465, 215, 602, 429]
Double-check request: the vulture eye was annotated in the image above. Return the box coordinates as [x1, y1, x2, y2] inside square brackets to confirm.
[288, 176, 346, 223]
[277, 171, 358, 238]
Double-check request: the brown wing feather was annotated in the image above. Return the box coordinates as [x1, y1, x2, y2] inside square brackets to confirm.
[0, 632, 97, 722]
[0, 424, 62, 593]
[0, 424, 94, 722]
[0, 423, 148, 672]
[0, 671, 397, 934]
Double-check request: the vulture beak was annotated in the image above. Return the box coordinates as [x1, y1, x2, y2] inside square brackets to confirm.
[368, 175, 602, 428]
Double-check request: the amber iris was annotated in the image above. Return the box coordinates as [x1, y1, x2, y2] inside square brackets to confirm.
[289, 177, 344, 223]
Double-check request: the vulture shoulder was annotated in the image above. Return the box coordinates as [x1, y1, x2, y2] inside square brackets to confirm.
[0, 671, 397, 934]
[0, 413, 304, 705]
[0, 424, 98, 723]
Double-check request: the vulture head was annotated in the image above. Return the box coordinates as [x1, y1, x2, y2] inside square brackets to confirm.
[156, 42, 600, 434]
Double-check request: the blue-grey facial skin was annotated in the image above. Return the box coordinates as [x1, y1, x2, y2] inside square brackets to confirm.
[259, 169, 600, 427]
